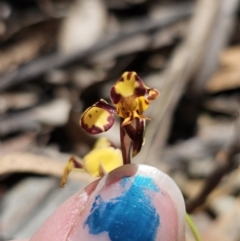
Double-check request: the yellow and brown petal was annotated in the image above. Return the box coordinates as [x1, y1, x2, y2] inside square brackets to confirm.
[110, 72, 160, 123]
[61, 156, 84, 187]
[83, 146, 123, 177]
[80, 99, 116, 134]
[146, 88, 160, 101]
[110, 71, 147, 104]
[84, 137, 123, 177]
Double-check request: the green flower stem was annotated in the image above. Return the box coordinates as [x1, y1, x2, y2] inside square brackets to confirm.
[185, 213, 201, 241]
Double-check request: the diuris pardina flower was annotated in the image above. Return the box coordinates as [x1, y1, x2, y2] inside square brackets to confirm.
[80, 71, 159, 159]
[61, 72, 159, 187]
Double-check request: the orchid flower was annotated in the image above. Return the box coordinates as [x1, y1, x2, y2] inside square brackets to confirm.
[80, 71, 159, 162]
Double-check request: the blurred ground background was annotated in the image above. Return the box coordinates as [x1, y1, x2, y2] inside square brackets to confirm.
[0, 0, 240, 240]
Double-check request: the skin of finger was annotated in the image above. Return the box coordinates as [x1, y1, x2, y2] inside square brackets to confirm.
[9, 240, 29, 241]
[12, 165, 185, 241]
[68, 164, 186, 241]
[29, 179, 100, 241]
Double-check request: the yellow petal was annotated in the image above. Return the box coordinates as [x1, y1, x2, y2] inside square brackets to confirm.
[136, 96, 150, 114]
[110, 72, 147, 104]
[83, 147, 123, 177]
[80, 99, 115, 134]
[93, 137, 112, 149]
[114, 72, 138, 97]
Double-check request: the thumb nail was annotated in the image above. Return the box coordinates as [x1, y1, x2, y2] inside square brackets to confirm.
[68, 164, 186, 241]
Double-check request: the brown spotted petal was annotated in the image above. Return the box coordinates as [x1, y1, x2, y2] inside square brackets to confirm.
[110, 71, 148, 104]
[80, 99, 116, 134]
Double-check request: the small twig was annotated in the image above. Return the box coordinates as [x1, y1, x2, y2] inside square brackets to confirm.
[0, 152, 93, 183]
[0, 133, 36, 156]
[186, 116, 240, 213]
